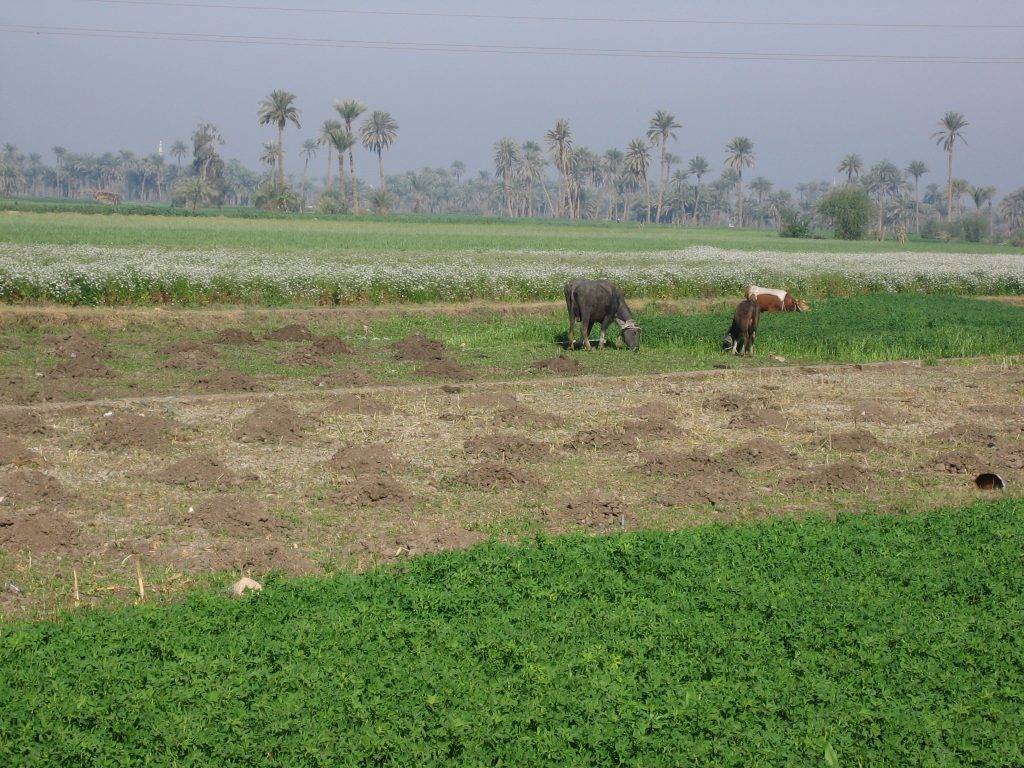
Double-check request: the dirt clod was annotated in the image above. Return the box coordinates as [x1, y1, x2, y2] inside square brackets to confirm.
[46, 332, 107, 360]
[719, 438, 796, 468]
[212, 329, 258, 345]
[50, 357, 113, 378]
[556, 492, 630, 530]
[0, 440, 43, 468]
[533, 355, 582, 375]
[639, 450, 729, 477]
[328, 393, 389, 415]
[0, 410, 50, 436]
[729, 408, 788, 430]
[326, 444, 403, 476]
[311, 336, 354, 355]
[88, 413, 177, 451]
[264, 324, 313, 342]
[655, 478, 751, 508]
[822, 429, 883, 453]
[343, 475, 413, 506]
[932, 422, 1000, 448]
[564, 426, 631, 452]
[315, 369, 376, 388]
[197, 370, 261, 393]
[492, 404, 565, 429]
[464, 433, 555, 462]
[416, 358, 474, 381]
[183, 495, 285, 535]
[849, 400, 906, 425]
[0, 470, 68, 506]
[928, 451, 980, 474]
[0, 508, 80, 554]
[233, 403, 308, 444]
[152, 454, 244, 488]
[392, 333, 446, 362]
[783, 462, 873, 492]
[456, 461, 539, 490]
[460, 392, 518, 410]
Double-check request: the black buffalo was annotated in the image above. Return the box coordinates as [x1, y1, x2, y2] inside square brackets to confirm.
[564, 279, 641, 351]
[723, 299, 760, 356]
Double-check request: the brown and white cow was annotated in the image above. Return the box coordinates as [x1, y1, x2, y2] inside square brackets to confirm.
[745, 285, 809, 313]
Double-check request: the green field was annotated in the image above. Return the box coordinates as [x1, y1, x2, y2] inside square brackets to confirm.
[2, 209, 1020, 255]
[3, 499, 1021, 766]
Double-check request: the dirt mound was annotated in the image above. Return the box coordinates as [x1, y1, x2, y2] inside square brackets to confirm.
[224, 541, 314, 576]
[639, 450, 730, 477]
[264, 323, 313, 342]
[728, 408, 788, 430]
[492, 404, 565, 429]
[161, 346, 220, 371]
[197, 370, 261, 393]
[456, 461, 539, 490]
[464, 433, 555, 462]
[50, 357, 113, 378]
[328, 393, 389, 415]
[0, 440, 43, 468]
[533, 355, 582, 375]
[326, 444, 403, 476]
[162, 340, 205, 355]
[0, 508, 80, 554]
[849, 400, 906, 425]
[152, 454, 244, 488]
[932, 422, 1000, 448]
[784, 462, 872, 492]
[183, 495, 285, 535]
[622, 414, 678, 438]
[46, 332, 107, 360]
[927, 451, 980, 474]
[704, 394, 773, 413]
[277, 347, 334, 368]
[557, 492, 630, 530]
[311, 336, 354, 355]
[822, 429, 883, 453]
[719, 438, 795, 468]
[233, 403, 308, 444]
[0, 410, 49, 436]
[315, 369, 376, 388]
[378, 520, 485, 558]
[0, 470, 68, 507]
[656, 477, 752, 509]
[416, 358, 474, 381]
[564, 426, 631, 452]
[88, 413, 177, 451]
[392, 333, 447, 362]
[343, 475, 413, 507]
[626, 401, 677, 420]
[460, 392, 518, 410]
[213, 329, 259, 345]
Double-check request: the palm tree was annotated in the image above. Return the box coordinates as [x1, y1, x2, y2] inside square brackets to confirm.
[520, 141, 553, 217]
[724, 137, 755, 227]
[687, 156, 710, 224]
[335, 99, 366, 210]
[999, 190, 1024, 232]
[52, 146, 67, 197]
[173, 175, 214, 212]
[970, 185, 996, 231]
[260, 142, 279, 170]
[601, 149, 624, 219]
[359, 110, 399, 192]
[493, 138, 520, 217]
[950, 178, 971, 218]
[328, 127, 356, 201]
[318, 119, 342, 189]
[646, 110, 681, 223]
[905, 161, 928, 232]
[257, 89, 301, 188]
[837, 154, 863, 184]
[450, 160, 465, 184]
[544, 119, 573, 218]
[624, 139, 652, 223]
[932, 111, 968, 221]
[299, 139, 318, 203]
[865, 160, 902, 239]
[170, 140, 189, 168]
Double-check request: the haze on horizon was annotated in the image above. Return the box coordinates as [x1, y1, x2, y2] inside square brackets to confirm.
[2, 0, 1023, 191]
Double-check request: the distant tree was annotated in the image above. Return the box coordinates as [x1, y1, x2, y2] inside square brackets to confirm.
[817, 186, 875, 240]
[647, 110, 681, 223]
[687, 155, 710, 224]
[257, 89, 301, 188]
[493, 138, 520, 217]
[259, 141, 279, 169]
[335, 99, 366, 210]
[52, 146, 67, 197]
[520, 140, 553, 217]
[173, 175, 214, 212]
[864, 160, 903, 238]
[970, 184, 997, 232]
[327, 127, 356, 200]
[750, 176, 773, 204]
[299, 139, 318, 203]
[724, 137, 755, 227]
[999, 189, 1024, 232]
[932, 111, 968, 221]
[545, 119, 574, 218]
[625, 139, 652, 223]
[360, 110, 398, 192]
[837, 153, 863, 184]
[318, 119, 342, 190]
[601, 148, 624, 219]
[450, 160, 465, 184]
[905, 161, 928, 232]
[169, 140, 189, 169]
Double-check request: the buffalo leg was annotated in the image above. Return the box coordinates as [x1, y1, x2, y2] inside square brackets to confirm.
[598, 317, 613, 349]
[567, 315, 576, 350]
[581, 314, 593, 350]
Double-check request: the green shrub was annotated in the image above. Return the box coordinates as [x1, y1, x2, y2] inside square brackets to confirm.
[956, 214, 990, 243]
[817, 187, 875, 240]
[252, 182, 302, 213]
[778, 208, 811, 238]
[919, 218, 942, 240]
[316, 189, 350, 215]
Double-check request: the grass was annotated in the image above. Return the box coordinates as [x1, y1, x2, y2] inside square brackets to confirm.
[2, 499, 1022, 766]
[2, 209, 1020, 256]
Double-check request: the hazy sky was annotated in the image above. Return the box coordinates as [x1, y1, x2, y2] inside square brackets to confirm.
[3, 0, 1022, 190]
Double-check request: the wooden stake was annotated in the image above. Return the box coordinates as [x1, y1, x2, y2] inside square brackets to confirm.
[72, 569, 80, 605]
[135, 557, 145, 601]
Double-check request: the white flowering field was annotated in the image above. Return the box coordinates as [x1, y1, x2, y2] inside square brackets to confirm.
[1, 242, 1023, 304]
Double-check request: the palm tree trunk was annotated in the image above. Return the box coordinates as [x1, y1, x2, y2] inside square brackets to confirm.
[656, 144, 667, 222]
[692, 182, 701, 225]
[277, 125, 285, 188]
[301, 157, 309, 205]
[539, 177, 555, 218]
[348, 147, 359, 213]
[338, 154, 346, 203]
[737, 175, 744, 228]
[878, 196, 885, 239]
[644, 179, 651, 223]
[378, 152, 386, 192]
[325, 147, 333, 189]
[914, 178, 920, 233]
[946, 149, 953, 221]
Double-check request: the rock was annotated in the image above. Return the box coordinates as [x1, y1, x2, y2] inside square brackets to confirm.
[229, 577, 262, 597]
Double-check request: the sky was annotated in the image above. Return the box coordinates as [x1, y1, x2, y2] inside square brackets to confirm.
[2, 0, 1022, 191]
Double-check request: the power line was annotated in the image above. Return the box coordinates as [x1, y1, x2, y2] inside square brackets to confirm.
[78, 0, 1024, 31]
[4, 24, 1023, 64]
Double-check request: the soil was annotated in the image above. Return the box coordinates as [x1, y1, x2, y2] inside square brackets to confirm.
[492, 404, 565, 429]
[464, 433, 555, 462]
[0, 470, 69, 507]
[0, 507, 80, 554]
[50, 357, 113, 378]
[704, 394, 773, 413]
[45, 332, 107, 360]
[222, 541, 314, 576]
[849, 400, 906, 425]
[315, 369, 377, 388]
[621, 413, 679, 438]
[233, 403, 308, 444]
[928, 451, 981, 474]
[564, 426, 632, 452]
[416, 358, 474, 381]
[533, 355, 583, 375]
[88, 412, 177, 451]
[326, 444, 404, 476]
[160, 344, 220, 371]
[212, 329, 259, 345]
[342, 475, 413, 507]
[556, 491, 630, 530]
[728, 408, 789, 430]
[351, 519, 485, 559]
[639, 449, 731, 477]
[392, 333, 447, 362]
[822, 429, 884, 453]
[460, 392, 518, 410]
[152, 454, 245, 488]
[182, 495, 286, 536]
[719, 438, 796, 468]
[0, 440, 43, 468]
[655, 477, 752, 509]
[783, 462, 873, 492]
[264, 323, 313, 342]
[456, 461, 540, 490]
[196, 370, 261, 393]
[328, 393, 389, 415]
[311, 336, 354, 355]
[932, 422, 1001, 448]
[276, 348, 334, 368]
[0, 409, 50, 436]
